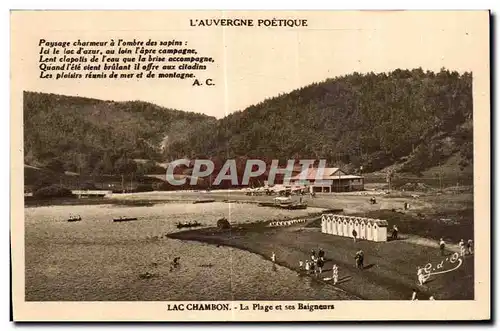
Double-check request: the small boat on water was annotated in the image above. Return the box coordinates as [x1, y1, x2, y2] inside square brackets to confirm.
[192, 199, 215, 204]
[176, 221, 202, 229]
[258, 202, 276, 207]
[67, 216, 82, 222]
[113, 217, 138, 222]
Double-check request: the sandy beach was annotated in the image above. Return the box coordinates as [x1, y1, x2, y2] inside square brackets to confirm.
[168, 219, 474, 300]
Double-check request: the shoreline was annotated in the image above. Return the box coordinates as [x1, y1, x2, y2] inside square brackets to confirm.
[169, 223, 363, 300]
[167, 220, 474, 300]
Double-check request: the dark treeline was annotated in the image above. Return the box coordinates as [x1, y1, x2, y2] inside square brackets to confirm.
[167, 68, 473, 174]
[24, 68, 473, 187]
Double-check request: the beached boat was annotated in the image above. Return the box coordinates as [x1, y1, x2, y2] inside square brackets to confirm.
[113, 217, 138, 222]
[67, 216, 82, 222]
[176, 221, 202, 229]
[258, 198, 307, 210]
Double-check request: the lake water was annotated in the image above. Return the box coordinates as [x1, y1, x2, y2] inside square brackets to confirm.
[25, 202, 353, 301]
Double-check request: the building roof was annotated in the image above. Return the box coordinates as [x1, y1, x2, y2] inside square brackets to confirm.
[291, 167, 363, 181]
[338, 175, 364, 180]
[291, 167, 339, 180]
[373, 219, 389, 227]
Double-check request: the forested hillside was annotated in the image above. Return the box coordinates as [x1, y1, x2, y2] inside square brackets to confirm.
[164, 68, 473, 175]
[23, 91, 216, 176]
[24, 68, 473, 183]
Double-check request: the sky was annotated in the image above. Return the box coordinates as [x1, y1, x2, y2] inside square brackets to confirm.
[11, 10, 489, 118]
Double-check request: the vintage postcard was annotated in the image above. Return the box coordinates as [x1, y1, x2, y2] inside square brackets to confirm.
[10, 10, 490, 321]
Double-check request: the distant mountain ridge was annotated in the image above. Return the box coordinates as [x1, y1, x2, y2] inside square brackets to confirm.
[162, 68, 473, 176]
[23, 68, 473, 182]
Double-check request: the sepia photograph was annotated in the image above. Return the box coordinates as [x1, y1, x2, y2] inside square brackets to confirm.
[10, 10, 490, 321]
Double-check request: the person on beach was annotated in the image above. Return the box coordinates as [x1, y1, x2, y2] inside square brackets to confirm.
[305, 260, 310, 273]
[417, 266, 427, 286]
[392, 225, 399, 240]
[355, 250, 364, 269]
[458, 239, 465, 257]
[467, 239, 473, 255]
[170, 257, 180, 271]
[311, 249, 317, 262]
[352, 229, 357, 243]
[299, 260, 304, 270]
[310, 260, 316, 275]
[271, 252, 276, 263]
[317, 257, 324, 274]
[439, 238, 446, 256]
[318, 248, 325, 261]
[411, 289, 418, 301]
[332, 264, 339, 284]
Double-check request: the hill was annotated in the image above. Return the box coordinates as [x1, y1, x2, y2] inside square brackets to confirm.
[23, 91, 217, 177]
[24, 68, 474, 190]
[163, 68, 473, 177]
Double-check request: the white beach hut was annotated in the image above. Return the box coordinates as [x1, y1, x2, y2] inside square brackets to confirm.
[342, 219, 348, 237]
[335, 216, 343, 236]
[359, 218, 367, 239]
[372, 219, 388, 242]
[354, 218, 361, 239]
[348, 217, 355, 237]
[327, 216, 335, 235]
[330, 216, 337, 235]
[321, 215, 328, 233]
[366, 221, 374, 241]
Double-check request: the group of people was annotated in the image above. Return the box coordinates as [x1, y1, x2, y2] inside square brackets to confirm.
[300, 248, 326, 276]
[458, 239, 474, 256]
[298, 249, 341, 285]
[298, 247, 365, 278]
[439, 238, 474, 256]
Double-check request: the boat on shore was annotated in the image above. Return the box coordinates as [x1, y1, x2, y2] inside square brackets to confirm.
[258, 197, 308, 210]
[113, 217, 138, 222]
[176, 221, 202, 229]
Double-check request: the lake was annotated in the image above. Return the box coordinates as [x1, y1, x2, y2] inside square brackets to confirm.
[25, 202, 353, 301]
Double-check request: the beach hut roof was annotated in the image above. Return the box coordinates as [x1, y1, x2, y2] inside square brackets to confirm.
[373, 219, 389, 227]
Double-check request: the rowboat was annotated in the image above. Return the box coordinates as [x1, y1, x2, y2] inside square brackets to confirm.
[113, 217, 138, 222]
[176, 221, 202, 229]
